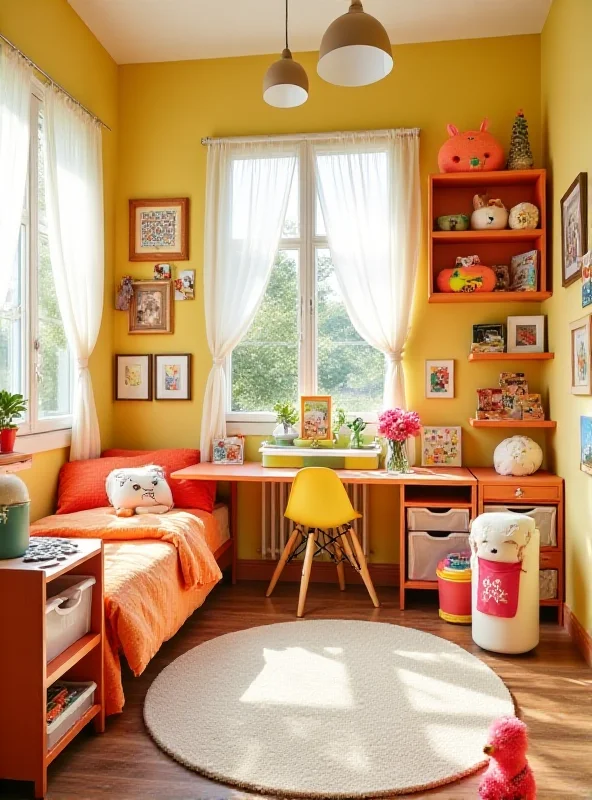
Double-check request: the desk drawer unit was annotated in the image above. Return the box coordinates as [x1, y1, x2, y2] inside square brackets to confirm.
[481, 484, 560, 503]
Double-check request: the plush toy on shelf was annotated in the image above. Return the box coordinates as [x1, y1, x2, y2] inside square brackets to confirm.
[479, 716, 536, 800]
[471, 194, 509, 230]
[509, 202, 540, 230]
[106, 465, 174, 517]
[437, 255, 497, 293]
[438, 119, 505, 173]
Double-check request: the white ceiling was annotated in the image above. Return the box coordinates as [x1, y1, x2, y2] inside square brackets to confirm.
[68, 0, 552, 65]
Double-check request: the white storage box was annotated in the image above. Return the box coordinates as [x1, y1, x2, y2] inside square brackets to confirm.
[539, 569, 558, 600]
[408, 531, 470, 581]
[45, 575, 95, 663]
[46, 681, 96, 750]
[484, 505, 556, 547]
[407, 507, 470, 533]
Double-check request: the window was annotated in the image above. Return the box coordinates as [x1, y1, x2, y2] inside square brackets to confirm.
[228, 145, 385, 421]
[0, 84, 72, 435]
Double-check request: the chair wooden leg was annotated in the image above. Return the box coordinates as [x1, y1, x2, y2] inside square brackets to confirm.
[266, 527, 301, 597]
[339, 527, 360, 572]
[348, 527, 380, 608]
[297, 530, 317, 618]
[331, 535, 346, 591]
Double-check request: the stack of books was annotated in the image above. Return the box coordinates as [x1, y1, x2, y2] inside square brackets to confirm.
[476, 373, 544, 420]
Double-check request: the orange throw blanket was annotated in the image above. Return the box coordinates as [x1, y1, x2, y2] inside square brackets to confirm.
[31, 508, 222, 714]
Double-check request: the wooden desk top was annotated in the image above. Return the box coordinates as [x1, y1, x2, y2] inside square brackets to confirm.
[469, 467, 563, 485]
[171, 462, 477, 485]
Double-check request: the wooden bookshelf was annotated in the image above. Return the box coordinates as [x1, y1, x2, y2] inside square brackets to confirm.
[428, 169, 548, 303]
[468, 352, 555, 361]
[469, 419, 557, 429]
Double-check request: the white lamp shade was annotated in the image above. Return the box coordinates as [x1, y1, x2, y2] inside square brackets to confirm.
[318, 1, 393, 87]
[263, 49, 309, 108]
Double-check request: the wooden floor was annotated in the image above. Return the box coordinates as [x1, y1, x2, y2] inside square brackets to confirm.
[2, 581, 591, 800]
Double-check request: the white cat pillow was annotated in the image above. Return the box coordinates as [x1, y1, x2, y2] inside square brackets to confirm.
[106, 465, 174, 517]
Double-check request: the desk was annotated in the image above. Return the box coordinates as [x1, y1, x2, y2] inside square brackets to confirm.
[171, 462, 478, 606]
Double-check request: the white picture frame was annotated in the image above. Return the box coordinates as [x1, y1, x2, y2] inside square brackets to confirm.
[507, 316, 545, 354]
[154, 353, 191, 400]
[425, 360, 454, 399]
[421, 426, 462, 467]
[570, 315, 592, 395]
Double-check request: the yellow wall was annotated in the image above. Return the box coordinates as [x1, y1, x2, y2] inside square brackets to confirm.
[0, 0, 118, 519]
[542, 0, 592, 633]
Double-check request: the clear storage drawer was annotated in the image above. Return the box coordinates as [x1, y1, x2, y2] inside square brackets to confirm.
[408, 531, 470, 581]
[46, 681, 96, 750]
[539, 569, 558, 600]
[407, 507, 470, 532]
[45, 575, 95, 663]
[484, 505, 557, 547]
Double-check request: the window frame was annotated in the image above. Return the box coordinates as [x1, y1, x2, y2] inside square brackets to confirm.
[225, 142, 379, 434]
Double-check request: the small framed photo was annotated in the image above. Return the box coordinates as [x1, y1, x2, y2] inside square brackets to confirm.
[300, 395, 332, 440]
[129, 198, 189, 262]
[129, 280, 174, 334]
[570, 315, 592, 394]
[582, 251, 592, 308]
[154, 354, 191, 400]
[425, 360, 454, 399]
[421, 426, 462, 467]
[561, 173, 587, 287]
[154, 263, 172, 280]
[580, 416, 592, 476]
[212, 436, 244, 465]
[471, 323, 505, 354]
[175, 269, 195, 300]
[115, 355, 152, 400]
[507, 316, 545, 353]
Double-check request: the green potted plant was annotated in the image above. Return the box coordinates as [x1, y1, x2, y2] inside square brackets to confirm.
[348, 417, 367, 449]
[0, 391, 27, 454]
[333, 408, 350, 448]
[272, 402, 299, 446]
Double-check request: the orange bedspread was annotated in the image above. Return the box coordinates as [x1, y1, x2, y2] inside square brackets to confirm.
[31, 508, 223, 715]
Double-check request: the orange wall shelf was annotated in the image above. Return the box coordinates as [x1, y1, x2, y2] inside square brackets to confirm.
[468, 352, 555, 362]
[470, 419, 557, 429]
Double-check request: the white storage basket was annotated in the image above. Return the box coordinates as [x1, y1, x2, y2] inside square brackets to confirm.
[408, 531, 470, 581]
[45, 575, 95, 663]
[539, 569, 558, 600]
[407, 507, 470, 532]
[484, 505, 556, 547]
[46, 681, 96, 750]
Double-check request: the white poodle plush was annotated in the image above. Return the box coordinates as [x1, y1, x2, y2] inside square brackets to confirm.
[106, 465, 174, 517]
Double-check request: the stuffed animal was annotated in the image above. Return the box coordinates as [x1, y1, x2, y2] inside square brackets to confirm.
[437, 264, 497, 293]
[105, 465, 174, 517]
[438, 119, 505, 173]
[471, 195, 509, 230]
[494, 436, 543, 476]
[479, 716, 536, 799]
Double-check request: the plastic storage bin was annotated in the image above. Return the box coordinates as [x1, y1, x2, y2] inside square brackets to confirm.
[408, 531, 470, 580]
[437, 554, 472, 624]
[484, 505, 556, 547]
[539, 569, 558, 600]
[45, 575, 95, 663]
[46, 681, 96, 750]
[407, 507, 470, 532]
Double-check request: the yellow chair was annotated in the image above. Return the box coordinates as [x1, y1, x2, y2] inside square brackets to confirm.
[266, 467, 380, 617]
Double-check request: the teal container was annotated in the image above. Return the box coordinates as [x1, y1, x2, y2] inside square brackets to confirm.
[0, 474, 30, 559]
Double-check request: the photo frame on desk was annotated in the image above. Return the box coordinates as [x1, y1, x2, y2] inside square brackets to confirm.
[300, 396, 332, 440]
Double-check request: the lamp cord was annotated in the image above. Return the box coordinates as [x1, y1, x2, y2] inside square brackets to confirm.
[285, 0, 289, 50]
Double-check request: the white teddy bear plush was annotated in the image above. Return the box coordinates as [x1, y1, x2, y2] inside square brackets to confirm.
[106, 465, 174, 517]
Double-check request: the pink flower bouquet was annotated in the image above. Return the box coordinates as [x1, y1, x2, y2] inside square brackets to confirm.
[378, 408, 421, 442]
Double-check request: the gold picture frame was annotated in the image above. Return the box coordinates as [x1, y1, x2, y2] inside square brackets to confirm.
[129, 280, 174, 335]
[129, 198, 189, 262]
[300, 395, 332, 441]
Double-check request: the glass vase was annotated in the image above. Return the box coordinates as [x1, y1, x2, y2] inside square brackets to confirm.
[386, 439, 411, 474]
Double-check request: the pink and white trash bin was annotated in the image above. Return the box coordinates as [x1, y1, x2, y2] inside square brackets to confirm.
[469, 512, 539, 654]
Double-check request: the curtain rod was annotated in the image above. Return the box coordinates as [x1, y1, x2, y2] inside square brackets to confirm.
[201, 128, 420, 145]
[0, 31, 111, 131]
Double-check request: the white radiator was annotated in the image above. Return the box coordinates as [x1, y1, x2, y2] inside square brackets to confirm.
[260, 482, 369, 559]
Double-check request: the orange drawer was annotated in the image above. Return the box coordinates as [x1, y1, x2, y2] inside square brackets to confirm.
[540, 550, 562, 569]
[481, 484, 560, 503]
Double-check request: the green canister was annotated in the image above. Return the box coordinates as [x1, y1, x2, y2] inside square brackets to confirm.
[0, 474, 30, 559]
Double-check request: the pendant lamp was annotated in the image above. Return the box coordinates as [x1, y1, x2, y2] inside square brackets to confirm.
[263, 0, 308, 108]
[318, 0, 393, 87]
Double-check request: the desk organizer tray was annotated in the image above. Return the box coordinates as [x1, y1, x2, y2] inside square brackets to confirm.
[407, 507, 470, 533]
[45, 575, 95, 663]
[484, 505, 556, 547]
[259, 445, 381, 470]
[46, 681, 96, 750]
[408, 531, 470, 581]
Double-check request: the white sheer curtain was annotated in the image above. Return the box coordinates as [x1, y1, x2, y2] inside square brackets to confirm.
[314, 129, 420, 409]
[44, 88, 104, 461]
[0, 46, 32, 306]
[200, 141, 297, 461]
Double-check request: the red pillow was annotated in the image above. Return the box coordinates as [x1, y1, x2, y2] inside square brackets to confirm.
[100, 448, 215, 513]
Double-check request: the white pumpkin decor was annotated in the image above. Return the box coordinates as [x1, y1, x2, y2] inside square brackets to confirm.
[508, 202, 540, 230]
[493, 436, 543, 476]
[471, 194, 509, 230]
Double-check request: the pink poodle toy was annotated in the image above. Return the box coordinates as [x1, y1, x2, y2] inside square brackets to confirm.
[479, 716, 536, 800]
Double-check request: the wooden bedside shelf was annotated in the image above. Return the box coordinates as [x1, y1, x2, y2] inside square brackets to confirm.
[470, 419, 557, 428]
[45, 704, 101, 767]
[46, 633, 101, 686]
[468, 352, 555, 361]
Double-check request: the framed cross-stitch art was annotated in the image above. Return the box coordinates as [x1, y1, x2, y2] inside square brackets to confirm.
[129, 198, 189, 261]
[421, 426, 462, 467]
[115, 354, 152, 400]
[154, 354, 191, 400]
[129, 280, 174, 334]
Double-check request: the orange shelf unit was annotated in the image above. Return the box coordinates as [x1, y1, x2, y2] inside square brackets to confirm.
[469, 419, 557, 429]
[428, 169, 548, 303]
[468, 352, 555, 362]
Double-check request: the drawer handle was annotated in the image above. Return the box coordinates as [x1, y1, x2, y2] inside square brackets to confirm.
[515, 487, 524, 498]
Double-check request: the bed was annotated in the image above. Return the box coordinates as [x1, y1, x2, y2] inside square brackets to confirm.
[31, 503, 232, 715]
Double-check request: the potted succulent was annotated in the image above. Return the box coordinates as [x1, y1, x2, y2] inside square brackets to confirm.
[0, 391, 27, 454]
[272, 402, 299, 446]
[333, 408, 350, 448]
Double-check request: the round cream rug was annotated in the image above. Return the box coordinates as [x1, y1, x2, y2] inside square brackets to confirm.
[144, 620, 513, 798]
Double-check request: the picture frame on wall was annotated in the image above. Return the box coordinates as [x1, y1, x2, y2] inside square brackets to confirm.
[129, 280, 174, 334]
[580, 416, 592, 476]
[561, 173, 587, 287]
[129, 198, 189, 262]
[507, 316, 545, 354]
[115, 354, 152, 400]
[425, 360, 454, 399]
[582, 251, 592, 308]
[421, 426, 462, 468]
[300, 396, 332, 440]
[569, 315, 591, 394]
[154, 354, 192, 400]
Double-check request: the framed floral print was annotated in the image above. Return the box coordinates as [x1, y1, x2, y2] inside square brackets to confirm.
[115, 354, 152, 400]
[561, 173, 587, 287]
[570, 315, 591, 394]
[425, 360, 454, 399]
[154, 354, 191, 400]
[129, 280, 174, 334]
[129, 198, 189, 261]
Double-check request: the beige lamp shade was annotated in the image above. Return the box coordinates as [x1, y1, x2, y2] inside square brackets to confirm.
[318, 0, 393, 87]
[263, 49, 309, 108]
